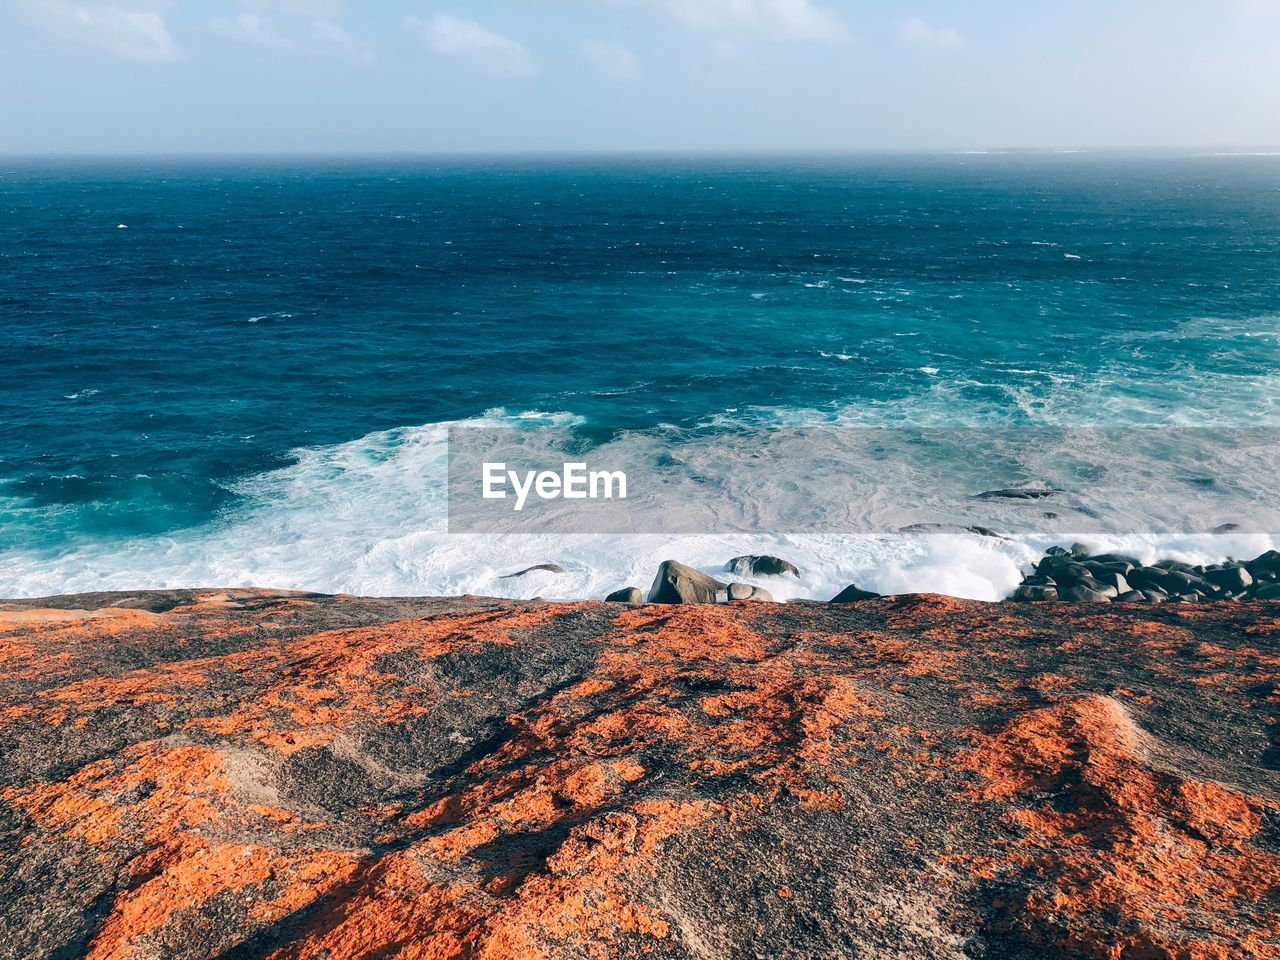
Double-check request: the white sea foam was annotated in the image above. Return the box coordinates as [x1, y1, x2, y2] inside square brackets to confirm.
[2, 408, 1277, 604]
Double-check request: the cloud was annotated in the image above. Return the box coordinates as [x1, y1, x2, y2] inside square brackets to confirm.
[899, 17, 964, 51]
[18, 0, 180, 61]
[310, 19, 373, 61]
[582, 40, 639, 80]
[604, 0, 848, 42]
[210, 12, 292, 48]
[407, 14, 537, 78]
[210, 4, 372, 61]
[240, 0, 344, 17]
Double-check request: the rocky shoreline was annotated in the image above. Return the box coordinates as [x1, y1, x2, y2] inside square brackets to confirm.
[509, 546, 1280, 608]
[1010, 545, 1280, 605]
[2, 587, 1277, 959]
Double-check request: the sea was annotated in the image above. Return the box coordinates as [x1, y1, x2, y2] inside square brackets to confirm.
[4, 153, 1280, 602]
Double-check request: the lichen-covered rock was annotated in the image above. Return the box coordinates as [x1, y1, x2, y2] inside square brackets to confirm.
[1, 589, 1277, 960]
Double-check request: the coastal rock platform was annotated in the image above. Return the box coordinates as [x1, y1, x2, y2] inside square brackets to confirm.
[2, 589, 1278, 959]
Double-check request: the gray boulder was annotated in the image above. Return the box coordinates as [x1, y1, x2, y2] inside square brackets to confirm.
[1091, 571, 1131, 595]
[1246, 551, 1280, 576]
[1061, 584, 1115, 602]
[605, 587, 644, 604]
[1204, 566, 1252, 593]
[1249, 583, 1280, 601]
[1082, 560, 1135, 578]
[830, 584, 882, 603]
[1013, 584, 1059, 602]
[648, 561, 727, 605]
[1128, 567, 1208, 596]
[728, 583, 775, 602]
[727, 555, 801, 578]
[1090, 553, 1141, 568]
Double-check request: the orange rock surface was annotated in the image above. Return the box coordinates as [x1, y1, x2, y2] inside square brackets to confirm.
[1, 589, 1277, 959]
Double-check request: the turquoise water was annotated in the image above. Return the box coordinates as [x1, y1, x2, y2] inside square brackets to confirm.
[4, 155, 1280, 598]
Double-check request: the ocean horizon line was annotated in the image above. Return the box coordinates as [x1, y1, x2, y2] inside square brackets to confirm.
[5, 145, 1280, 164]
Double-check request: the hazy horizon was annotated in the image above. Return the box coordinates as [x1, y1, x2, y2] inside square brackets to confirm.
[5, 147, 1280, 160]
[3, 1, 1280, 155]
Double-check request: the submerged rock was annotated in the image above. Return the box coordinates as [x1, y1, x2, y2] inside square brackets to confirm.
[500, 564, 566, 579]
[647, 561, 727, 605]
[898, 523, 1010, 540]
[974, 487, 1059, 501]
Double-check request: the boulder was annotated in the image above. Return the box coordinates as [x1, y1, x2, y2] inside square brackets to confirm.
[1204, 566, 1252, 593]
[647, 561, 727, 605]
[726, 556, 801, 578]
[1037, 561, 1092, 587]
[605, 587, 644, 605]
[1090, 553, 1142, 568]
[1128, 567, 1208, 596]
[830, 584, 882, 604]
[1114, 591, 1146, 603]
[1013, 584, 1059, 602]
[501, 564, 566, 579]
[727, 583, 754, 601]
[1249, 583, 1280, 601]
[1082, 560, 1135, 578]
[1091, 571, 1131, 595]
[1245, 551, 1280, 576]
[1061, 584, 1115, 603]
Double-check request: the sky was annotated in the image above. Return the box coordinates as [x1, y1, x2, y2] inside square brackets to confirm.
[1, 0, 1279, 153]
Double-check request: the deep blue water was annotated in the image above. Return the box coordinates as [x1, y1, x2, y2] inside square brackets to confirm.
[4, 155, 1280, 596]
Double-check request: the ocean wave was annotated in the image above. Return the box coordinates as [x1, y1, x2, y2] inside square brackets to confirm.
[3, 407, 1279, 604]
